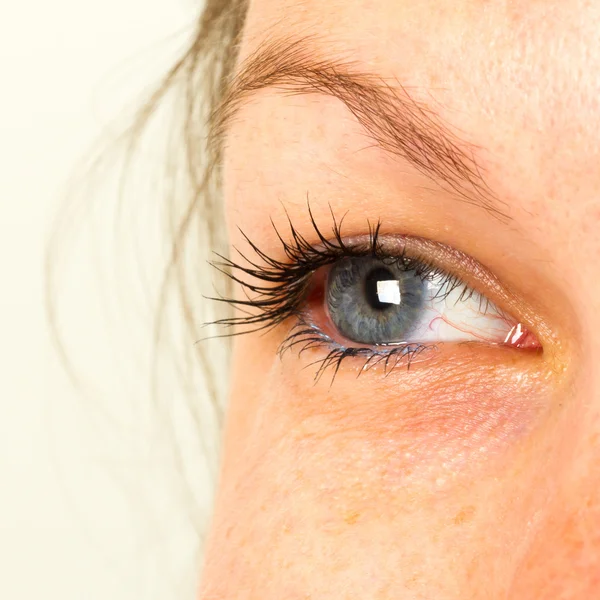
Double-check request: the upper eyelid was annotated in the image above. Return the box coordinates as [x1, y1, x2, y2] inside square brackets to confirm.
[306, 232, 505, 298]
[223, 215, 498, 299]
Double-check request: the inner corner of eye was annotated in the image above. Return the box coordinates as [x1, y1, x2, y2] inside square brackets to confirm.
[304, 256, 541, 352]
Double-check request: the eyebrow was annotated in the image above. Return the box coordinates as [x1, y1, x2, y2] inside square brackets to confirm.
[211, 36, 507, 220]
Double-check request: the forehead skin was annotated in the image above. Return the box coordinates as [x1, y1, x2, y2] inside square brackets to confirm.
[240, 0, 600, 236]
[201, 1, 600, 598]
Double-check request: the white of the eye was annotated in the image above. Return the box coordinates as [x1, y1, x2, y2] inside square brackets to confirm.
[402, 275, 515, 344]
[377, 280, 401, 305]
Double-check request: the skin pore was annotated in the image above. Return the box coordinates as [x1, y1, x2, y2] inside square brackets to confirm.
[199, 1, 600, 598]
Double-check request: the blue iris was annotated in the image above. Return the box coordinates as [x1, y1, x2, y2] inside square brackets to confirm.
[326, 256, 427, 344]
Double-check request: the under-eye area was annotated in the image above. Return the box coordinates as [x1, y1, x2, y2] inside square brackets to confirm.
[209, 206, 542, 383]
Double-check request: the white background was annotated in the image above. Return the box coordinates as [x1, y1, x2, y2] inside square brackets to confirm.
[0, 1, 214, 599]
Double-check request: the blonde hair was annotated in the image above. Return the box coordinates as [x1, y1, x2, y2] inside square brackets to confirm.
[46, 0, 250, 574]
[118, 0, 251, 529]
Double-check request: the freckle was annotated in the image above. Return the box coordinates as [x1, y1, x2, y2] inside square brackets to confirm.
[453, 505, 476, 525]
[344, 511, 361, 525]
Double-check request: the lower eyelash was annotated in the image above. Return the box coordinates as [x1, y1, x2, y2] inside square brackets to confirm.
[278, 316, 436, 385]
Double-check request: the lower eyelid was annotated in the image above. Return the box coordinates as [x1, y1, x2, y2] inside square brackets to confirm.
[279, 309, 543, 390]
[274, 306, 541, 385]
[276, 345, 552, 487]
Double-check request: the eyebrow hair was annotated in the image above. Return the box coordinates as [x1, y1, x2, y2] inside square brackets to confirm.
[211, 36, 508, 220]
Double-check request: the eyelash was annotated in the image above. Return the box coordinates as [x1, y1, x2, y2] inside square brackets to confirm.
[208, 206, 494, 383]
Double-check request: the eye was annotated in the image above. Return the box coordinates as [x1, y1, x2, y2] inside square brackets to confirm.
[210, 209, 541, 380]
[321, 255, 531, 347]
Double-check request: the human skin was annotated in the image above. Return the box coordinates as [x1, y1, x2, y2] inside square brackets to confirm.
[199, 1, 600, 598]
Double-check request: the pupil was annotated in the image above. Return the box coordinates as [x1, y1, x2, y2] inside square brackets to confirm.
[364, 267, 398, 311]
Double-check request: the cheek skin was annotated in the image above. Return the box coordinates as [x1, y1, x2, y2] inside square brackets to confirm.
[275, 341, 555, 489]
[201, 335, 567, 599]
[509, 488, 600, 598]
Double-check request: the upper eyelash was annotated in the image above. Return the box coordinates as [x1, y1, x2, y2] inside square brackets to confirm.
[208, 205, 472, 338]
[209, 206, 373, 333]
